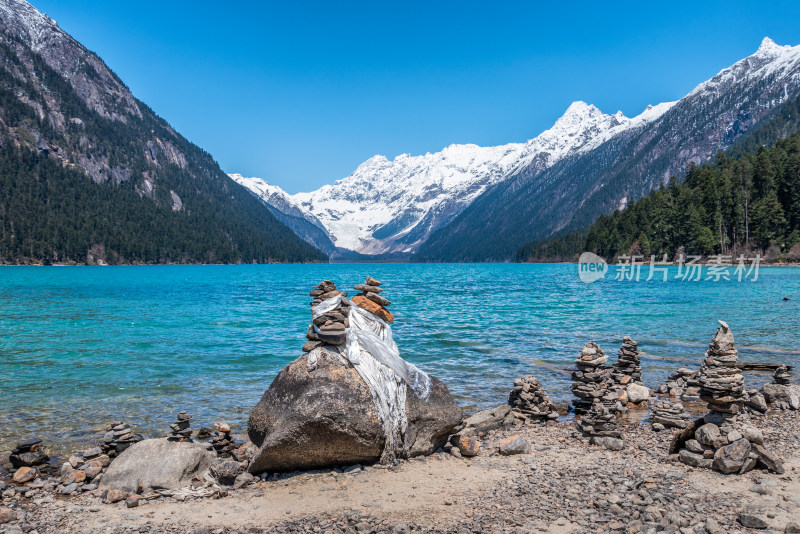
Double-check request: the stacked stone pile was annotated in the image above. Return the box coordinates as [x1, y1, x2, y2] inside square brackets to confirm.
[167, 411, 193, 442]
[649, 400, 692, 430]
[674, 321, 784, 474]
[9, 439, 48, 469]
[774, 365, 791, 385]
[304, 280, 349, 352]
[578, 400, 622, 438]
[210, 422, 236, 457]
[508, 376, 559, 422]
[350, 276, 394, 324]
[571, 341, 615, 414]
[100, 422, 141, 456]
[761, 365, 799, 410]
[611, 337, 642, 386]
[657, 368, 702, 397]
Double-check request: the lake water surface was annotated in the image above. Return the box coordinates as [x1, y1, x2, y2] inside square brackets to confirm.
[1, 263, 798, 451]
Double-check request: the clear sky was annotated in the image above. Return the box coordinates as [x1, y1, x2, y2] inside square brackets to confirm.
[33, 0, 800, 193]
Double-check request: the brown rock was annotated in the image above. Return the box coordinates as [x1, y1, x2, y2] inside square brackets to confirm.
[73, 470, 87, 483]
[12, 466, 37, 484]
[351, 295, 394, 324]
[0, 507, 14, 525]
[213, 422, 231, 433]
[106, 489, 128, 503]
[365, 276, 381, 286]
[453, 435, 480, 457]
[125, 495, 139, 508]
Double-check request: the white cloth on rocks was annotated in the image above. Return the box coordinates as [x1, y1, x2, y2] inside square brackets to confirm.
[311, 294, 432, 463]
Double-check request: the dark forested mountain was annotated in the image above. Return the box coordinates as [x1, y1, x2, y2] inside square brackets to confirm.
[0, 0, 325, 264]
[415, 38, 800, 262]
[518, 133, 800, 263]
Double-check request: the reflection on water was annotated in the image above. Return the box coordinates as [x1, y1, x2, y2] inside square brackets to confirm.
[1, 263, 798, 452]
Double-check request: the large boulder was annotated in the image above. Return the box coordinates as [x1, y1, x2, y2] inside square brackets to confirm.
[100, 438, 215, 493]
[248, 347, 461, 474]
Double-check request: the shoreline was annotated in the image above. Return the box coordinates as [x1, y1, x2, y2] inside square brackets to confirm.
[2, 407, 798, 533]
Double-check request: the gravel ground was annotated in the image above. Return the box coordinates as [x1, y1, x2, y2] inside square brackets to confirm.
[2, 407, 799, 534]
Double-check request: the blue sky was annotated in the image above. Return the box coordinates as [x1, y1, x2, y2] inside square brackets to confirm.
[34, 0, 800, 193]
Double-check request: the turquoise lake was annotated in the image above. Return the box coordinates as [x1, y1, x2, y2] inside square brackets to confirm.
[1, 263, 798, 452]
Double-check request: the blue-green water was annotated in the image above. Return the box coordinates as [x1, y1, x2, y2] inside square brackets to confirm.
[1, 264, 798, 451]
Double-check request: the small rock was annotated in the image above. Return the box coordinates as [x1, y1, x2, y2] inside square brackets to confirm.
[12, 467, 38, 484]
[125, 495, 139, 508]
[0, 507, 14, 525]
[785, 523, 800, 533]
[591, 436, 625, 451]
[106, 489, 128, 503]
[737, 512, 767, 529]
[453, 435, 481, 457]
[498, 435, 530, 455]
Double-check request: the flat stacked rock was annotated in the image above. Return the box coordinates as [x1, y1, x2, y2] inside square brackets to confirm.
[167, 411, 193, 442]
[578, 400, 624, 450]
[657, 368, 701, 397]
[508, 376, 559, 422]
[650, 400, 692, 429]
[571, 341, 614, 414]
[674, 321, 785, 474]
[350, 276, 394, 324]
[9, 439, 48, 468]
[210, 422, 236, 457]
[611, 337, 642, 386]
[101, 422, 142, 456]
[697, 321, 745, 415]
[774, 365, 791, 385]
[304, 280, 349, 352]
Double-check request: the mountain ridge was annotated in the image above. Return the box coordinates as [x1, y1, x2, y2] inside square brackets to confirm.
[0, 0, 325, 264]
[233, 100, 675, 255]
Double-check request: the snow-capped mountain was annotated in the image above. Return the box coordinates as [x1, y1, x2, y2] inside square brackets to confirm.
[233, 100, 674, 255]
[416, 37, 800, 261]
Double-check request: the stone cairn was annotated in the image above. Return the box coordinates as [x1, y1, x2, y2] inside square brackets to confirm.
[304, 280, 349, 352]
[774, 365, 791, 385]
[760, 364, 798, 410]
[351, 276, 394, 324]
[650, 400, 692, 430]
[508, 376, 558, 422]
[100, 421, 142, 457]
[611, 336, 642, 386]
[9, 439, 48, 468]
[674, 321, 784, 474]
[570, 341, 613, 414]
[167, 410, 193, 442]
[210, 422, 236, 457]
[657, 368, 702, 397]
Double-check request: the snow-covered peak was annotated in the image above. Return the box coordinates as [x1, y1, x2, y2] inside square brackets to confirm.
[756, 37, 790, 56]
[0, 0, 61, 50]
[284, 99, 671, 254]
[688, 38, 800, 100]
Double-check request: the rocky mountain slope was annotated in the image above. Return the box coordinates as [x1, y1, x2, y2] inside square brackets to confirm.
[415, 38, 800, 261]
[0, 0, 324, 264]
[234, 102, 674, 255]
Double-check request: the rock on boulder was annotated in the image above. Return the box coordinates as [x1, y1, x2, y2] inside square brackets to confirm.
[100, 438, 215, 493]
[248, 347, 461, 474]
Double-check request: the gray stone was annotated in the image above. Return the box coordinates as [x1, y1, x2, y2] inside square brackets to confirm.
[752, 443, 785, 474]
[100, 438, 215, 493]
[591, 437, 625, 451]
[696, 423, 720, 446]
[210, 460, 243, 485]
[248, 347, 461, 473]
[626, 383, 650, 404]
[498, 435, 530, 455]
[461, 404, 512, 434]
[737, 512, 767, 529]
[785, 523, 800, 533]
[679, 450, 713, 469]
[713, 438, 751, 474]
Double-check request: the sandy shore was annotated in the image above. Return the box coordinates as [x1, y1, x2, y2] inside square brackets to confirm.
[2, 406, 799, 534]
